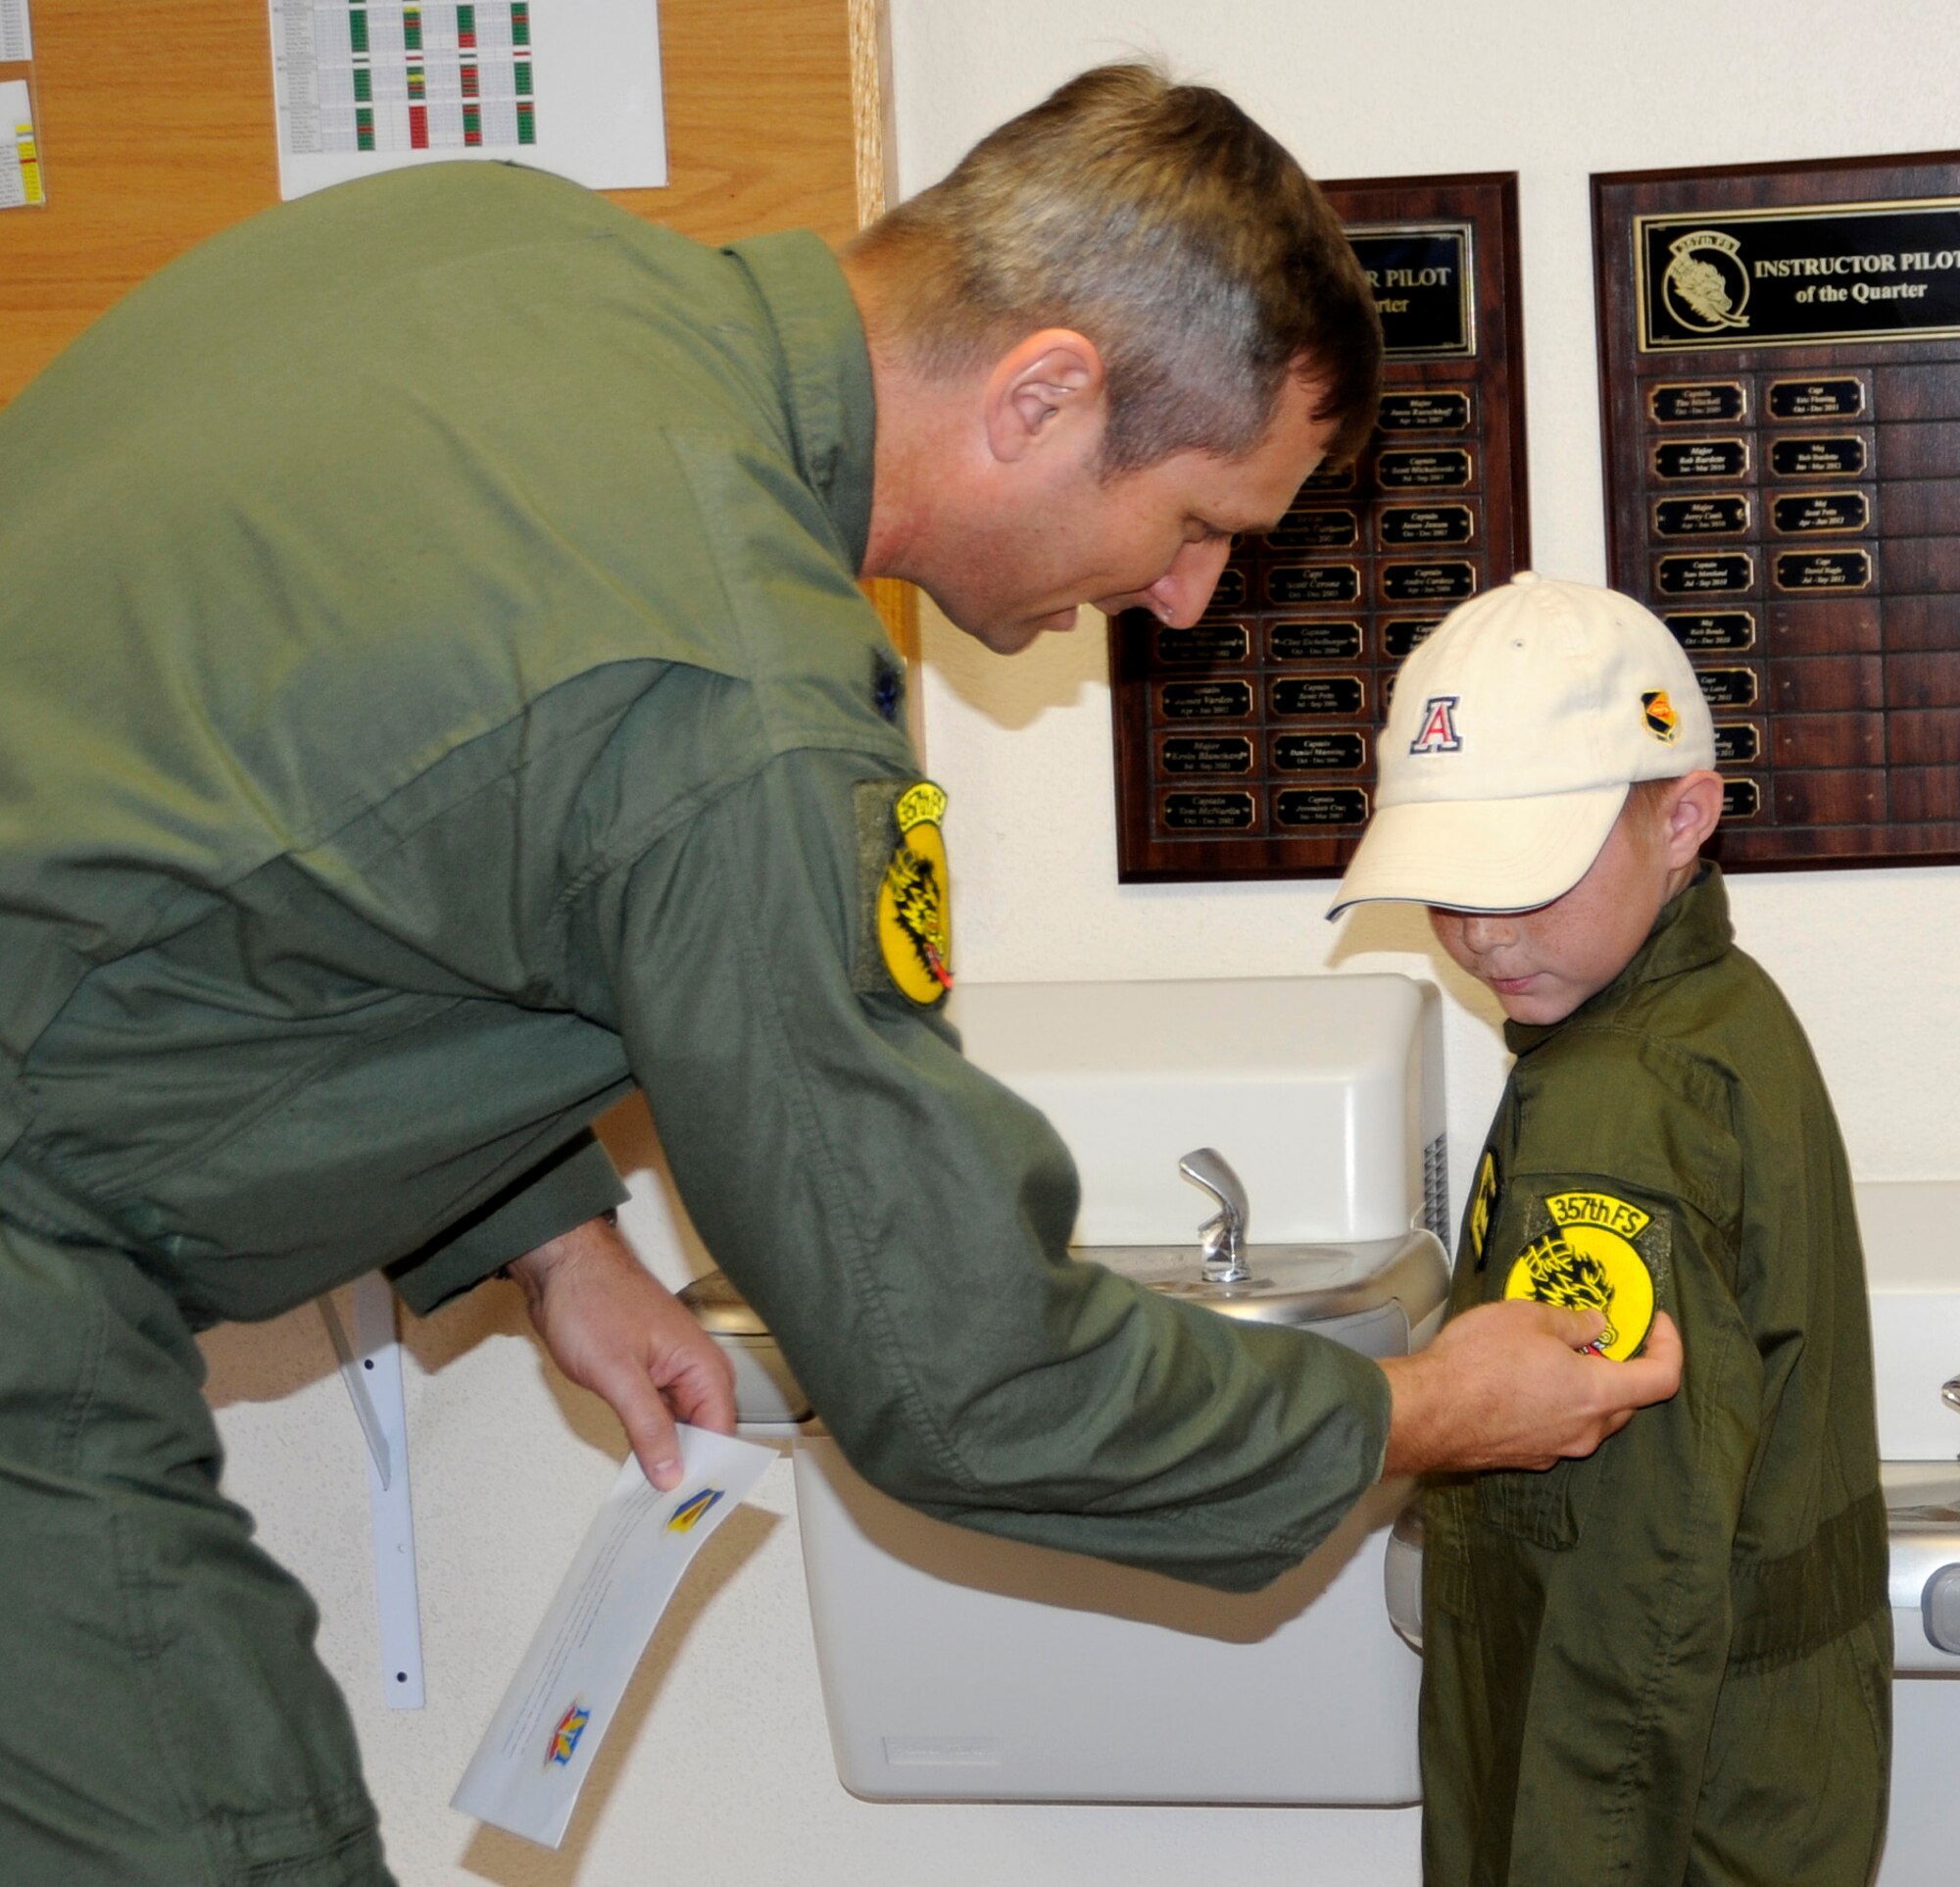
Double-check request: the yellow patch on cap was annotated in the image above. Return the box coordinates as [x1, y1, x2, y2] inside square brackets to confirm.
[1501, 1190, 1655, 1361]
[1642, 690, 1681, 743]
[877, 782, 954, 1005]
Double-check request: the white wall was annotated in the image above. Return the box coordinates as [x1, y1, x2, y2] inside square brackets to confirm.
[203, 7, 1960, 1883]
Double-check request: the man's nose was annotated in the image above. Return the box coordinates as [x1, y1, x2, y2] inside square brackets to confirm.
[1142, 537, 1235, 628]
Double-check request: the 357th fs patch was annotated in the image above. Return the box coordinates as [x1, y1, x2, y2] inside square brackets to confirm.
[1500, 1188, 1666, 1361]
[854, 778, 954, 1007]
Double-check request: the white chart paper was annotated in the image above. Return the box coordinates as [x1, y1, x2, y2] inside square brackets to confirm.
[0, 78, 40, 210]
[452, 1425, 774, 1848]
[268, 2, 665, 201]
[0, 0, 32, 64]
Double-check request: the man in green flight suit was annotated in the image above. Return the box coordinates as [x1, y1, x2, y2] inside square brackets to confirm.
[0, 65, 1682, 1885]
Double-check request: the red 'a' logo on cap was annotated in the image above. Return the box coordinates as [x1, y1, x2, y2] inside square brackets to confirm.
[1409, 695, 1462, 755]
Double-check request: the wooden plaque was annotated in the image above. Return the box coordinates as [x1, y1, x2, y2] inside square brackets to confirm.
[1110, 174, 1531, 882]
[1595, 152, 1960, 868]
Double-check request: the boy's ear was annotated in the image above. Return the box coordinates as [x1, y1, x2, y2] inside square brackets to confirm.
[1662, 770, 1725, 867]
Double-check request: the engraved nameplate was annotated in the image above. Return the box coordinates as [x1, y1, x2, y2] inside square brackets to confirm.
[1649, 380, 1746, 423]
[1380, 504, 1476, 545]
[1160, 680, 1253, 720]
[1774, 549, 1873, 590]
[1771, 491, 1869, 533]
[1161, 791, 1256, 831]
[1769, 435, 1866, 477]
[1270, 620, 1364, 662]
[1378, 389, 1471, 430]
[1382, 560, 1477, 602]
[1376, 447, 1474, 489]
[1154, 622, 1250, 664]
[1271, 675, 1366, 718]
[1272, 731, 1367, 771]
[1664, 609, 1757, 652]
[1653, 438, 1750, 480]
[1654, 494, 1749, 536]
[1274, 787, 1370, 828]
[1656, 552, 1754, 594]
[1159, 735, 1255, 775]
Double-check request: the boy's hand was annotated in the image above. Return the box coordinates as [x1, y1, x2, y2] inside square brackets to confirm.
[1377, 1300, 1683, 1479]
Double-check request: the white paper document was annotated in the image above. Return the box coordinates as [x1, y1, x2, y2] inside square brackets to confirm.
[0, 78, 39, 210]
[452, 1425, 774, 1848]
[0, 0, 31, 64]
[267, 2, 667, 201]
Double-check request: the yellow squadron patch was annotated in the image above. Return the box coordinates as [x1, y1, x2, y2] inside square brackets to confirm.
[1468, 1149, 1499, 1269]
[876, 781, 954, 1005]
[1642, 690, 1681, 743]
[1502, 1190, 1656, 1361]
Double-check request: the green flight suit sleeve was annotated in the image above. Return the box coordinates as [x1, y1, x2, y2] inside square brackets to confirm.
[570, 744, 1393, 1593]
[385, 1129, 629, 1316]
[1428, 1164, 1764, 1885]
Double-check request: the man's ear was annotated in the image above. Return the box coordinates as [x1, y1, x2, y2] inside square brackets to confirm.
[1662, 770, 1725, 866]
[983, 329, 1105, 464]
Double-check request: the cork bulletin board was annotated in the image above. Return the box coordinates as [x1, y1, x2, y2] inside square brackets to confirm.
[1594, 151, 1960, 869]
[0, 0, 914, 652]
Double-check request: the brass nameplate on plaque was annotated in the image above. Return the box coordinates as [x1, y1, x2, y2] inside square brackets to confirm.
[1657, 552, 1755, 594]
[1653, 438, 1749, 479]
[1159, 735, 1255, 775]
[1714, 722, 1762, 765]
[1771, 491, 1869, 533]
[1274, 787, 1370, 828]
[1301, 462, 1356, 493]
[1722, 778, 1763, 819]
[1347, 223, 1476, 356]
[1766, 376, 1866, 419]
[1380, 504, 1475, 545]
[1375, 447, 1474, 489]
[1769, 435, 1866, 476]
[1160, 680, 1253, 720]
[1267, 565, 1361, 605]
[1654, 494, 1750, 536]
[1650, 380, 1747, 423]
[1271, 675, 1366, 718]
[1636, 200, 1960, 351]
[1264, 508, 1359, 551]
[1774, 549, 1873, 591]
[1383, 560, 1477, 602]
[1665, 609, 1757, 652]
[1378, 389, 1471, 430]
[1273, 731, 1367, 771]
[1697, 668, 1760, 708]
[1270, 620, 1364, 661]
[1382, 618, 1443, 658]
[1161, 790, 1257, 831]
[1155, 623, 1250, 664]
[1201, 570, 1250, 611]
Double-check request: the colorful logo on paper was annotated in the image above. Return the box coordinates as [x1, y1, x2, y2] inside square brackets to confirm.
[546, 1701, 593, 1768]
[667, 1487, 725, 1533]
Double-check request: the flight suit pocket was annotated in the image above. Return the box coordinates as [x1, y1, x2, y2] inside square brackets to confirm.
[1475, 1459, 1587, 1549]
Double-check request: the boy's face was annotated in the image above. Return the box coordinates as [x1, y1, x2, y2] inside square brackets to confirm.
[1427, 786, 1691, 1026]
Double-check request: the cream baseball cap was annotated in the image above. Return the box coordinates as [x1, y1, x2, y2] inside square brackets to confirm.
[1328, 572, 1715, 918]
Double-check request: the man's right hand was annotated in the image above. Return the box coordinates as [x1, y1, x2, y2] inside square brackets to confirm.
[1376, 1300, 1683, 1480]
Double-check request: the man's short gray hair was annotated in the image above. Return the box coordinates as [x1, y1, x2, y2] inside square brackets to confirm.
[850, 63, 1382, 472]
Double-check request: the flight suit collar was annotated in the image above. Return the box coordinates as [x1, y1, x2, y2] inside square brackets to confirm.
[722, 230, 876, 574]
[1503, 863, 1734, 1059]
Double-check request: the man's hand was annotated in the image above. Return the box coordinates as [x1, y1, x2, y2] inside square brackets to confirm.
[507, 1216, 737, 1490]
[1377, 1301, 1683, 1479]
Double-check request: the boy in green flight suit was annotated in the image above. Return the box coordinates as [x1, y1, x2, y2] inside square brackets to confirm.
[1331, 573, 1890, 1885]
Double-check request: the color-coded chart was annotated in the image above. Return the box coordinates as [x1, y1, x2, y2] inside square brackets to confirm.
[268, 2, 665, 200]
[0, 79, 42, 210]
